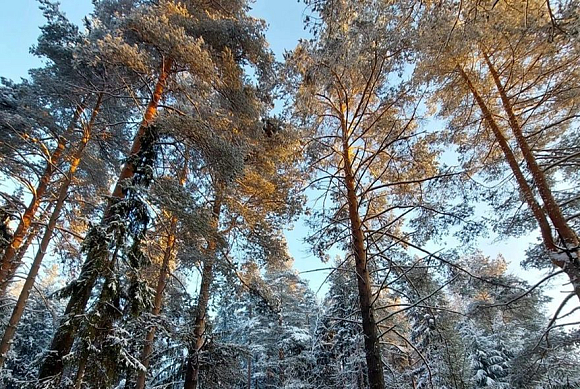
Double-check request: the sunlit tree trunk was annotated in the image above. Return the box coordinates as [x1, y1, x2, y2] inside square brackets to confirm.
[0, 103, 85, 295]
[482, 51, 580, 248]
[340, 114, 386, 389]
[0, 94, 102, 370]
[457, 65, 580, 301]
[456, 66, 556, 252]
[1, 201, 55, 295]
[482, 51, 580, 299]
[39, 57, 173, 382]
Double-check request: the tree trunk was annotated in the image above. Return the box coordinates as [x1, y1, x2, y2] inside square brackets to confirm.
[73, 355, 87, 389]
[0, 94, 102, 370]
[482, 52, 580, 252]
[457, 66, 556, 253]
[183, 196, 222, 389]
[340, 117, 385, 389]
[458, 64, 580, 301]
[39, 57, 173, 382]
[0, 103, 85, 295]
[247, 305, 252, 389]
[136, 161, 186, 389]
[247, 357, 252, 389]
[0, 202, 54, 297]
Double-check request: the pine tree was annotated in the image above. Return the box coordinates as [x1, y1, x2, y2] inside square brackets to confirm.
[286, 1, 463, 387]
[413, 0, 580, 300]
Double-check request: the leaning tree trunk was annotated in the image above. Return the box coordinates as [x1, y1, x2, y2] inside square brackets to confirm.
[183, 196, 222, 389]
[1, 201, 55, 295]
[458, 65, 580, 301]
[482, 52, 580, 248]
[483, 52, 578, 248]
[0, 102, 85, 295]
[38, 57, 173, 382]
[0, 94, 102, 370]
[457, 66, 556, 253]
[340, 115, 386, 389]
[135, 161, 187, 389]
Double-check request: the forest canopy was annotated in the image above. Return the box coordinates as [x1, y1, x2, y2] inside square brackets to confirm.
[0, 0, 579, 388]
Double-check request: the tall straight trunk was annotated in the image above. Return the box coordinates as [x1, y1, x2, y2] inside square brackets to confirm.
[482, 52, 580, 247]
[247, 357, 252, 389]
[0, 94, 102, 370]
[278, 315, 285, 385]
[340, 117, 385, 389]
[133, 221, 177, 389]
[246, 305, 252, 389]
[39, 57, 173, 382]
[135, 161, 187, 389]
[183, 196, 222, 389]
[458, 65, 580, 300]
[0, 103, 85, 295]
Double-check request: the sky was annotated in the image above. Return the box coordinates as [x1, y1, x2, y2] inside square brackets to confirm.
[0, 0, 576, 319]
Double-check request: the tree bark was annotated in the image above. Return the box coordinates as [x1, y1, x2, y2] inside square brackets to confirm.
[340, 116, 385, 389]
[39, 57, 173, 382]
[136, 161, 186, 389]
[458, 65, 580, 301]
[183, 195, 222, 389]
[482, 52, 580, 250]
[457, 66, 556, 253]
[247, 305, 252, 389]
[482, 51, 580, 299]
[0, 94, 102, 370]
[0, 103, 85, 295]
[0, 202, 54, 297]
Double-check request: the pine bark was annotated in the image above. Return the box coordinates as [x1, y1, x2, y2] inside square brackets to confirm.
[458, 65, 580, 300]
[0, 202, 55, 297]
[39, 57, 173, 382]
[135, 161, 186, 389]
[0, 103, 85, 295]
[183, 196, 222, 389]
[340, 116, 385, 389]
[457, 66, 556, 253]
[246, 306, 252, 389]
[0, 95, 102, 370]
[481, 52, 580, 297]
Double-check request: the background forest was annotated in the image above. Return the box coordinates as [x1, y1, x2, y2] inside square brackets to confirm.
[0, 0, 579, 388]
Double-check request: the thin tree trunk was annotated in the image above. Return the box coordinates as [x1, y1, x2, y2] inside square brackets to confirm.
[0, 95, 102, 370]
[278, 315, 285, 385]
[39, 57, 173, 382]
[0, 103, 85, 295]
[184, 196, 222, 389]
[340, 116, 385, 389]
[458, 65, 580, 300]
[246, 305, 252, 389]
[247, 357, 252, 389]
[136, 161, 187, 389]
[134, 220, 177, 388]
[0, 202, 54, 297]
[73, 355, 87, 389]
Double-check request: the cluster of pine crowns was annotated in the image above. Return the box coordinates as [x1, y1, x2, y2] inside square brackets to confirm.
[0, 0, 579, 388]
